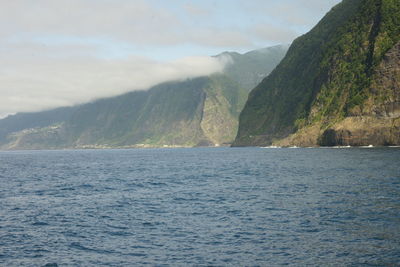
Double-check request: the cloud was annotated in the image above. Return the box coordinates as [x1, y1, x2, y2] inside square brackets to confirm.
[0, 0, 341, 48]
[183, 3, 211, 17]
[0, 44, 229, 117]
[0, 0, 250, 48]
[0, 0, 181, 45]
[0, 0, 343, 117]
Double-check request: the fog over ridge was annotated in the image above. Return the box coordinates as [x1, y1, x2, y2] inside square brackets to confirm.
[0, 51, 231, 118]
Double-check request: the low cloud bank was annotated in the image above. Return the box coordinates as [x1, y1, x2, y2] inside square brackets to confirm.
[0, 52, 230, 117]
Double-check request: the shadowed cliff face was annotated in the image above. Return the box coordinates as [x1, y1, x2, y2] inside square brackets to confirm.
[319, 41, 400, 146]
[0, 78, 228, 149]
[275, 41, 400, 147]
[367, 41, 400, 118]
[234, 0, 400, 147]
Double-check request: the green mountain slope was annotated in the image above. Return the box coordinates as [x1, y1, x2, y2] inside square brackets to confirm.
[0, 45, 288, 149]
[234, 0, 400, 147]
[222, 45, 289, 90]
[64, 77, 229, 147]
[0, 106, 77, 141]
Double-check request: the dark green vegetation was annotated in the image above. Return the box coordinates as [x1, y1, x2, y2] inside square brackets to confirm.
[0, 46, 287, 149]
[234, 0, 400, 146]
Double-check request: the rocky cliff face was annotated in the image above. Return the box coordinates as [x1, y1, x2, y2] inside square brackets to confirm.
[234, 0, 400, 147]
[275, 41, 400, 147]
[318, 41, 400, 146]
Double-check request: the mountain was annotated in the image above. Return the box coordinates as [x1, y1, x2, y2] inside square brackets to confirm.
[233, 0, 400, 147]
[0, 106, 77, 142]
[222, 45, 290, 90]
[0, 45, 288, 150]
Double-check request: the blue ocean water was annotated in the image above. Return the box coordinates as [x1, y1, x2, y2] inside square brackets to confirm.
[0, 147, 399, 266]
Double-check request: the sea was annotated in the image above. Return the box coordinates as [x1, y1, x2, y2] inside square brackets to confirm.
[0, 147, 399, 266]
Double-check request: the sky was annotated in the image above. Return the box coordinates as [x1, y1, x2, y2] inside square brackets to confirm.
[0, 0, 341, 118]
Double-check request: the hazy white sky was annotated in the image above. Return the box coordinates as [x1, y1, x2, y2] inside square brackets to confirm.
[0, 0, 341, 117]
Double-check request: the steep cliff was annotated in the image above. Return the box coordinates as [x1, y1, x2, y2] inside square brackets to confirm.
[0, 45, 288, 149]
[1, 77, 235, 149]
[234, 0, 400, 146]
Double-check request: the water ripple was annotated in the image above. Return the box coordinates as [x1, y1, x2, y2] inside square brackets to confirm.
[0, 147, 399, 266]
